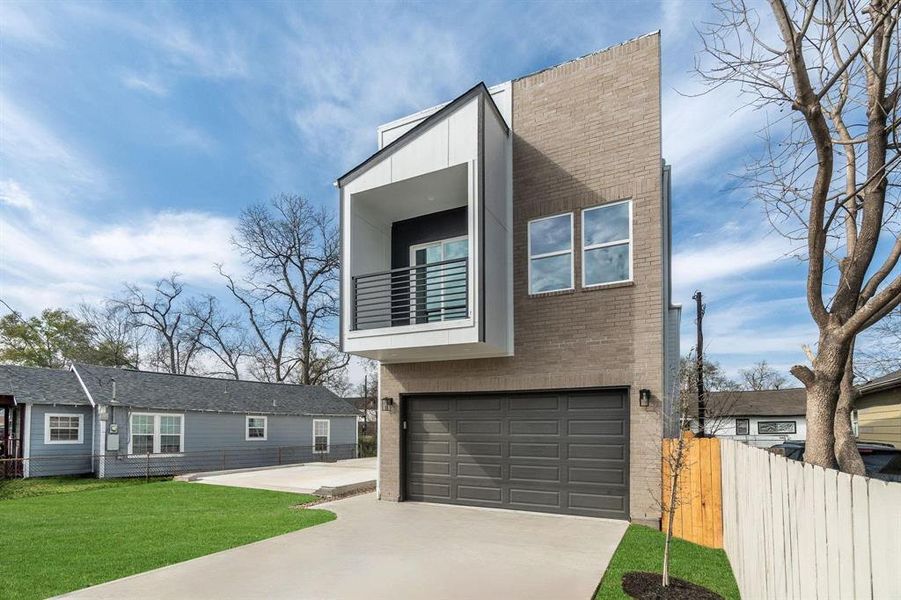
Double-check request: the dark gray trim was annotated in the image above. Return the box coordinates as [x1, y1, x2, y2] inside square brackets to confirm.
[336, 82, 509, 188]
[478, 95, 486, 342]
[338, 184, 345, 353]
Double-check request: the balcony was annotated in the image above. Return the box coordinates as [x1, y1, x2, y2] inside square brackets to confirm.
[337, 82, 513, 363]
[352, 257, 469, 331]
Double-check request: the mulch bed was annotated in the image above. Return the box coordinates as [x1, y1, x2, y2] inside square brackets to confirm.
[622, 571, 724, 600]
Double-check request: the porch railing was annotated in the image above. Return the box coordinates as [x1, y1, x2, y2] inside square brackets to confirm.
[351, 257, 468, 330]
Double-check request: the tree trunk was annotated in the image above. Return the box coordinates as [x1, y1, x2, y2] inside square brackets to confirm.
[834, 349, 866, 475]
[796, 331, 852, 469]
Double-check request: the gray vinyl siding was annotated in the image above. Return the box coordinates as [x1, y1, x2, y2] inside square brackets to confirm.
[28, 404, 94, 477]
[102, 406, 357, 478]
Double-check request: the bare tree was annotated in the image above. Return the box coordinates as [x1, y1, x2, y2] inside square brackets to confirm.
[219, 195, 348, 384]
[699, 0, 901, 471]
[185, 295, 249, 379]
[78, 301, 144, 368]
[740, 360, 789, 390]
[112, 274, 202, 375]
[678, 354, 741, 436]
[658, 357, 702, 589]
[855, 305, 901, 378]
[355, 359, 379, 436]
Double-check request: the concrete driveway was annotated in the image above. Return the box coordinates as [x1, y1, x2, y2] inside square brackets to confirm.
[188, 457, 376, 495]
[63, 492, 627, 600]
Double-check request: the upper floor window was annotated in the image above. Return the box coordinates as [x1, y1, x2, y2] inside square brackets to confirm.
[246, 416, 268, 441]
[582, 200, 632, 286]
[45, 413, 83, 444]
[130, 413, 183, 455]
[528, 213, 573, 294]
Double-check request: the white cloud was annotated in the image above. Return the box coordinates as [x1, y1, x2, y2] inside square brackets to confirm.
[0, 2, 57, 45]
[0, 180, 34, 210]
[0, 207, 237, 312]
[0, 94, 104, 200]
[673, 232, 795, 297]
[122, 72, 169, 97]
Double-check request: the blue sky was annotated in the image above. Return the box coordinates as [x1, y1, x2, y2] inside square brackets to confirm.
[0, 0, 823, 383]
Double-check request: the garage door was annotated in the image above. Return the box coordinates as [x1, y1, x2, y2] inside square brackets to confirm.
[404, 389, 629, 519]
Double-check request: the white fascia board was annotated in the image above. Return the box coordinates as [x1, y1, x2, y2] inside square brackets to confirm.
[69, 364, 96, 407]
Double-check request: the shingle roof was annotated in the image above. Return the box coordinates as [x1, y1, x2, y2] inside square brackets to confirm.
[704, 388, 807, 417]
[0, 364, 91, 406]
[858, 369, 901, 395]
[69, 363, 357, 417]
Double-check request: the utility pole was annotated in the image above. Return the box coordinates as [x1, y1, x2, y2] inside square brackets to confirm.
[693, 291, 706, 437]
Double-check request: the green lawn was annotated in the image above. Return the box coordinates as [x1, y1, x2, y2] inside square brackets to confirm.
[0, 475, 168, 500]
[0, 479, 335, 600]
[595, 525, 740, 600]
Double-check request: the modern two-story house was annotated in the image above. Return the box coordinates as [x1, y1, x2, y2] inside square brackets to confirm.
[337, 32, 679, 526]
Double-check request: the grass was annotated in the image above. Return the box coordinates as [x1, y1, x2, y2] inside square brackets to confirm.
[0, 479, 335, 600]
[0, 475, 168, 500]
[594, 525, 740, 600]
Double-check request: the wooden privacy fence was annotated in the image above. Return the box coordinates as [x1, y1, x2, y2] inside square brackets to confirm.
[720, 439, 901, 600]
[661, 435, 723, 549]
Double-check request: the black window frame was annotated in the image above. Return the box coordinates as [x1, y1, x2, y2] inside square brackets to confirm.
[735, 418, 750, 436]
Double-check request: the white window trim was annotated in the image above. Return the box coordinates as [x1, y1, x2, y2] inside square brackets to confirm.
[528, 212, 574, 294]
[581, 199, 633, 288]
[312, 419, 330, 454]
[44, 412, 84, 445]
[408, 234, 469, 266]
[245, 415, 268, 441]
[127, 412, 184, 456]
[409, 235, 470, 323]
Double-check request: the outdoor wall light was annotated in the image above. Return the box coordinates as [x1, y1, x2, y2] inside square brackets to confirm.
[381, 397, 395, 412]
[639, 389, 652, 407]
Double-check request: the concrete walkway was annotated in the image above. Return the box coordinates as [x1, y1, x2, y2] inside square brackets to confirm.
[190, 457, 376, 495]
[63, 492, 627, 600]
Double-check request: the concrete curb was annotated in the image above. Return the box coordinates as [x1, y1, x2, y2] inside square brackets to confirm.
[313, 480, 376, 497]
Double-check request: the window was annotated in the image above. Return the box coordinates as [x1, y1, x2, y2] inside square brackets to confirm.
[409, 236, 468, 323]
[528, 213, 573, 294]
[582, 200, 632, 286]
[246, 416, 268, 441]
[313, 419, 330, 454]
[45, 413, 83, 444]
[129, 413, 183, 455]
[757, 421, 797, 435]
[735, 418, 750, 436]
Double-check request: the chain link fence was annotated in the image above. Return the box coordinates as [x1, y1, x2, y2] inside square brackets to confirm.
[1, 442, 365, 481]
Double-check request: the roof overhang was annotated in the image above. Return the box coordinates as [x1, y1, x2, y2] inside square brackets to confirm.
[336, 82, 508, 188]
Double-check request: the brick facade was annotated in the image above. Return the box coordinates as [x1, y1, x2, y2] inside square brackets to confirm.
[379, 33, 665, 524]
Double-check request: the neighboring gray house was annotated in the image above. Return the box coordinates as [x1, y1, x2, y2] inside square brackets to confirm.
[0, 363, 358, 478]
[694, 388, 808, 447]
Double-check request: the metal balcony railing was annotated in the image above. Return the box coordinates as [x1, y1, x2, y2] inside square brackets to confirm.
[351, 257, 468, 330]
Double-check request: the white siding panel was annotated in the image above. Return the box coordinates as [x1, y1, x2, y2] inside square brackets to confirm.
[391, 119, 450, 182]
[448, 99, 478, 166]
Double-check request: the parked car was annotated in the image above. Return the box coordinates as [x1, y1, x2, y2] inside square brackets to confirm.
[770, 440, 901, 482]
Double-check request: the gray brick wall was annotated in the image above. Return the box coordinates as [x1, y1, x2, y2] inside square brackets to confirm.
[379, 33, 665, 524]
